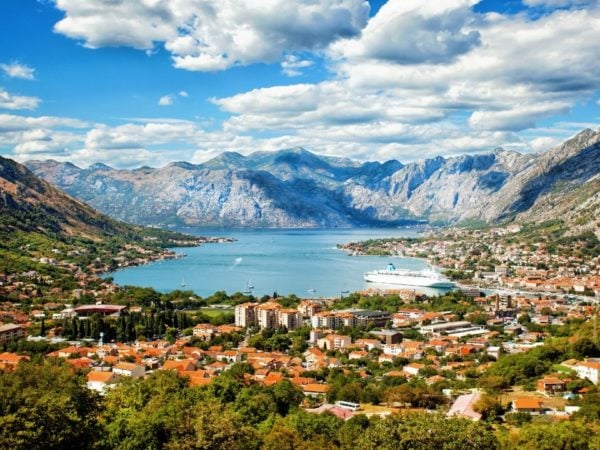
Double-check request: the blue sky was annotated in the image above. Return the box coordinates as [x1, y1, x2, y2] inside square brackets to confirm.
[1, 0, 599, 168]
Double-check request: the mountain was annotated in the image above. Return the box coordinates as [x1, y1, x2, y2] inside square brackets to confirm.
[25, 130, 600, 230]
[0, 155, 199, 249]
[0, 155, 123, 237]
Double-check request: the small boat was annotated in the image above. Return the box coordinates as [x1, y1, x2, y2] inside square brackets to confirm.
[242, 280, 254, 295]
[307, 285, 316, 294]
[181, 277, 187, 287]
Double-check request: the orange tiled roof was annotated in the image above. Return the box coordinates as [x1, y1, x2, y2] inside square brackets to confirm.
[514, 398, 543, 409]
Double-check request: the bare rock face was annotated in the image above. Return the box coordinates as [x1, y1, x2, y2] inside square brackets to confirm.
[25, 130, 600, 229]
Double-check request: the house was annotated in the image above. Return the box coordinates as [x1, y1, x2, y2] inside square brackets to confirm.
[0, 352, 29, 370]
[537, 376, 566, 394]
[161, 359, 197, 372]
[349, 350, 368, 360]
[447, 392, 482, 421]
[317, 334, 351, 350]
[87, 371, 117, 394]
[354, 338, 381, 351]
[402, 363, 425, 378]
[113, 362, 145, 378]
[192, 323, 216, 340]
[0, 324, 25, 344]
[573, 360, 600, 384]
[512, 398, 544, 414]
[302, 383, 330, 397]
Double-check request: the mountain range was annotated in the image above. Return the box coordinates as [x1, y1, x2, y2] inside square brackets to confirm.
[0, 155, 196, 249]
[24, 128, 600, 231]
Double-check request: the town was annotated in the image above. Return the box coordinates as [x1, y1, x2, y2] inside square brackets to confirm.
[1, 223, 599, 448]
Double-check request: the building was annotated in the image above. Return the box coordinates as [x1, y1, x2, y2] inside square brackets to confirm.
[512, 398, 544, 415]
[0, 324, 25, 344]
[74, 304, 126, 317]
[369, 330, 402, 345]
[0, 352, 29, 370]
[298, 300, 322, 317]
[192, 323, 216, 340]
[536, 376, 566, 394]
[447, 392, 482, 421]
[235, 302, 258, 328]
[257, 302, 282, 329]
[278, 309, 301, 331]
[113, 362, 145, 378]
[574, 360, 600, 384]
[419, 321, 487, 337]
[352, 310, 391, 327]
[87, 371, 117, 394]
[311, 311, 342, 329]
[317, 334, 352, 350]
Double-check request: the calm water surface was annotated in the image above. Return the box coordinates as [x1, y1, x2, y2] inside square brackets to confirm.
[109, 228, 447, 298]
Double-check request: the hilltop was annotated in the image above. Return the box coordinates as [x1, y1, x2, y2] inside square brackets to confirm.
[0, 155, 206, 276]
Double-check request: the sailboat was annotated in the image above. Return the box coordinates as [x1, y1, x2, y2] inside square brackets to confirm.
[242, 280, 254, 295]
[181, 277, 187, 288]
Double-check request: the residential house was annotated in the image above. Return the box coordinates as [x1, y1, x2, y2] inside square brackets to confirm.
[512, 398, 544, 415]
[87, 371, 117, 394]
[574, 360, 600, 384]
[113, 362, 145, 378]
[537, 376, 566, 395]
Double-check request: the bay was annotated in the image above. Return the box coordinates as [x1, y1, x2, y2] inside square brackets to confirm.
[109, 228, 448, 298]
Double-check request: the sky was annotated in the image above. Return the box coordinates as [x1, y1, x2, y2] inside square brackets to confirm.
[1, 0, 600, 169]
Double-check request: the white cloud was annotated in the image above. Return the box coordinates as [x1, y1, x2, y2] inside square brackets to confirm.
[330, 0, 480, 65]
[0, 113, 88, 132]
[523, 0, 597, 7]
[0, 62, 35, 80]
[158, 95, 173, 106]
[5, 2, 600, 167]
[53, 0, 370, 71]
[0, 88, 41, 110]
[281, 55, 314, 77]
[468, 102, 572, 131]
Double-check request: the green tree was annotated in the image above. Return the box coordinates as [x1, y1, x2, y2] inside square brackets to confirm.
[0, 363, 101, 450]
[356, 412, 498, 450]
[508, 421, 590, 450]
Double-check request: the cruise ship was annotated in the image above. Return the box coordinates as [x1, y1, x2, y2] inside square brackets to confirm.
[364, 263, 455, 288]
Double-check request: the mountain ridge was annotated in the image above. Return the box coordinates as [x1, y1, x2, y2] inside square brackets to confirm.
[24, 128, 600, 230]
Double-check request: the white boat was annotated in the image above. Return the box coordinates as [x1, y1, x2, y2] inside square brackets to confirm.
[364, 263, 455, 288]
[181, 277, 187, 288]
[242, 280, 254, 295]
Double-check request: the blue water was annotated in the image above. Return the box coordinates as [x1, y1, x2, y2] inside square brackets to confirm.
[109, 228, 443, 298]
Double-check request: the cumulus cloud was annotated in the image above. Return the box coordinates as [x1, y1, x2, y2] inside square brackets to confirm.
[468, 102, 572, 131]
[0, 88, 41, 110]
[53, 0, 370, 71]
[331, 0, 480, 65]
[523, 0, 597, 7]
[281, 55, 314, 77]
[5, 1, 600, 166]
[158, 95, 173, 106]
[0, 62, 35, 80]
[0, 113, 87, 132]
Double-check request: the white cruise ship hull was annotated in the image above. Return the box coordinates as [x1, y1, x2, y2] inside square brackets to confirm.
[364, 271, 455, 288]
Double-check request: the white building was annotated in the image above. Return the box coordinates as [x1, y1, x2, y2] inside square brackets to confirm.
[574, 360, 600, 384]
[113, 362, 145, 378]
